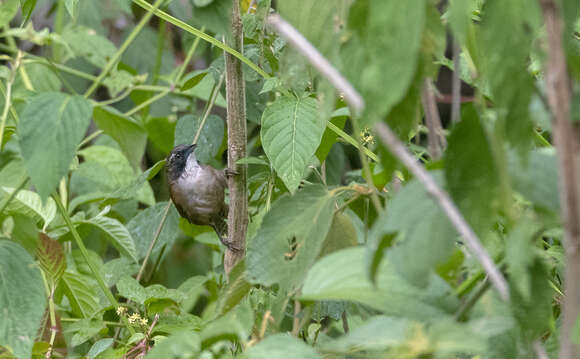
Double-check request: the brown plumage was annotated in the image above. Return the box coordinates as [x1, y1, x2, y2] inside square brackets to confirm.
[166, 144, 235, 250]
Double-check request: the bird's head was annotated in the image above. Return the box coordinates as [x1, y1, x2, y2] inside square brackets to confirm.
[167, 144, 197, 179]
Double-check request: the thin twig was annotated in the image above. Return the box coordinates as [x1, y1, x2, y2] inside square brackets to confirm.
[451, 39, 461, 124]
[136, 202, 171, 282]
[266, 13, 509, 300]
[421, 78, 446, 160]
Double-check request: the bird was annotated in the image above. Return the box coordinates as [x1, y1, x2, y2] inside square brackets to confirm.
[166, 144, 239, 251]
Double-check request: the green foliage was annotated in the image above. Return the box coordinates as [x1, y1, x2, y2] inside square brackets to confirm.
[0, 241, 46, 359]
[260, 96, 324, 193]
[0, 0, 569, 357]
[18, 93, 92, 200]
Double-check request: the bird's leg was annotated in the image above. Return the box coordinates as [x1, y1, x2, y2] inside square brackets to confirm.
[219, 235, 243, 252]
[224, 167, 239, 177]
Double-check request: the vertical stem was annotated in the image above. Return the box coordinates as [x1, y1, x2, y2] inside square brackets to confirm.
[538, 1, 579, 358]
[451, 39, 461, 124]
[421, 78, 446, 160]
[224, 0, 248, 275]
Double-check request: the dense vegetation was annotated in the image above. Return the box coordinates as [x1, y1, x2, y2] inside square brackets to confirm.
[0, 0, 579, 358]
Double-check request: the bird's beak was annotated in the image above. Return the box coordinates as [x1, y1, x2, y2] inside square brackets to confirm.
[186, 144, 197, 155]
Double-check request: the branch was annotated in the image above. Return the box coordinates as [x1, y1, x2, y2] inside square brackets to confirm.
[451, 39, 461, 124]
[267, 13, 509, 300]
[224, 0, 248, 275]
[537, 0, 579, 358]
[421, 78, 446, 160]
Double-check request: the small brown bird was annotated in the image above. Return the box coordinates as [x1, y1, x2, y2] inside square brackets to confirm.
[166, 144, 237, 251]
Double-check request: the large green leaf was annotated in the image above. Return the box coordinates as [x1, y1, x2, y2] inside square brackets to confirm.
[508, 148, 559, 214]
[73, 145, 154, 206]
[301, 247, 458, 320]
[368, 173, 456, 287]
[18, 93, 92, 200]
[200, 301, 254, 348]
[246, 334, 321, 359]
[62, 26, 117, 68]
[0, 0, 19, 28]
[278, 0, 340, 58]
[81, 214, 138, 263]
[356, 0, 425, 124]
[260, 96, 324, 193]
[247, 185, 336, 290]
[92, 106, 147, 170]
[0, 187, 56, 229]
[0, 241, 46, 359]
[174, 114, 225, 165]
[478, 0, 540, 151]
[127, 202, 179, 261]
[60, 271, 100, 318]
[445, 111, 499, 234]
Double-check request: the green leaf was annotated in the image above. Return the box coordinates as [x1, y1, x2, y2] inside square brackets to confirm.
[301, 247, 457, 320]
[447, 0, 476, 46]
[16, 63, 61, 92]
[145, 117, 176, 154]
[107, 160, 165, 205]
[508, 148, 559, 214]
[278, 0, 340, 58]
[181, 71, 208, 91]
[247, 185, 336, 290]
[127, 202, 179, 260]
[0, 0, 19, 28]
[116, 275, 147, 304]
[175, 114, 224, 164]
[359, 0, 425, 124]
[60, 271, 100, 318]
[261, 96, 324, 193]
[319, 316, 412, 353]
[18, 93, 92, 200]
[93, 106, 147, 170]
[505, 219, 541, 301]
[318, 212, 358, 258]
[81, 215, 138, 263]
[214, 259, 251, 317]
[445, 111, 498, 234]
[0, 241, 45, 359]
[36, 233, 66, 286]
[101, 257, 139, 287]
[20, 0, 37, 24]
[145, 331, 201, 359]
[86, 338, 113, 359]
[74, 145, 154, 206]
[64, 318, 105, 347]
[246, 334, 321, 359]
[200, 301, 254, 348]
[0, 187, 56, 228]
[65, 0, 79, 18]
[368, 173, 456, 287]
[478, 0, 540, 151]
[315, 115, 347, 162]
